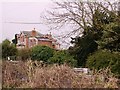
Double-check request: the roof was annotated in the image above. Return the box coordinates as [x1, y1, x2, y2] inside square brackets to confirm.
[22, 31, 43, 37]
[36, 37, 52, 41]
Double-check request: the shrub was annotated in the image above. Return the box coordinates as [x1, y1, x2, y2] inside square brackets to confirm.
[17, 48, 31, 61]
[86, 50, 120, 77]
[2, 39, 18, 59]
[31, 46, 54, 62]
[48, 50, 77, 67]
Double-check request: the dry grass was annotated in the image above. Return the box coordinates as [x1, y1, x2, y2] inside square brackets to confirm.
[2, 60, 119, 88]
[0, 60, 2, 89]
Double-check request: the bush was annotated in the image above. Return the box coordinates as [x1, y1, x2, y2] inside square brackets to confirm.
[48, 50, 77, 67]
[17, 48, 31, 61]
[86, 50, 120, 77]
[31, 46, 54, 62]
[2, 39, 18, 59]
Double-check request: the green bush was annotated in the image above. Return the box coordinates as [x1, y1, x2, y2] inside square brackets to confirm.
[86, 50, 120, 77]
[2, 39, 18, 59]
[48, 50, 77, 67]
[31, 46, 54, 62]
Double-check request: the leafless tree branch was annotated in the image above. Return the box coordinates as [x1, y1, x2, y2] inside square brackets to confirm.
[40, 0, 118, 48]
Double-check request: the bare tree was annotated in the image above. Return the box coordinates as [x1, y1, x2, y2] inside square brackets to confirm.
[41, 0, 118, 48]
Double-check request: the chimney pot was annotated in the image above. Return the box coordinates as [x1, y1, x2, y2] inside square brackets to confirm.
[31, 28, 36, 37]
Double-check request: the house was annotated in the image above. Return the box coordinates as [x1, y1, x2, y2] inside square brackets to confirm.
[16, 28, 60, 49]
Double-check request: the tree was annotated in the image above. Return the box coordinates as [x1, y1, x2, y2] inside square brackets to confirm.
[31, 45, 54, 62]
[68, 7, 119, 66]
[97, 19, 120, 52]
[68, 33, 98, 67]
[42, 0, 118, 38]
[48, 50, 77, 66]
[2, 39, 18, 59]
[42, 0, 118, 66]
[85, 1, 120, 76]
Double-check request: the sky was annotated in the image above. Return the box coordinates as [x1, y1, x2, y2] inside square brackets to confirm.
[0, 0, 75, 49]
[1, 1, 52, 40]
[0, 0, 118, 49]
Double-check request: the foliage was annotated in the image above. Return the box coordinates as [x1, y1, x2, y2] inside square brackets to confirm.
[48, 50, 77, 67]
[93, 9, 120, 52]
[98, 22, 120, 52]
[68, 6, 119, 67]
[31, 45, 54, 62]
[2, 39, 18, 59]
[86, 50, 120, 77]
[68, 9, 107, 67]
[17, 48, 31, 61]
[42, 0, 119, 68]
[68, 33, 98, 67]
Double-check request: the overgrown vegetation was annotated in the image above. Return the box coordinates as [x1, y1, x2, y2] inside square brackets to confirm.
[2, 60, 119, 88]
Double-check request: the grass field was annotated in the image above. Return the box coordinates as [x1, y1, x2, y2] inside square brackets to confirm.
[2, 60, 119, 88]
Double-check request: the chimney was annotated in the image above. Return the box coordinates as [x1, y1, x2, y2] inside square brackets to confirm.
[49, 32, 52, 38]
[31, 28, 36, 37]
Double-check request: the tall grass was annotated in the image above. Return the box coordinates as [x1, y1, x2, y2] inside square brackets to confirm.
[2, 60, 118, 88]
[0, 60, 2, 89]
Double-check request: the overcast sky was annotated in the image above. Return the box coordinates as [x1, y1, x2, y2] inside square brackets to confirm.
[0, 0, 118, 49]
[1, 1, 52, 40]
[0, 0, 74, 49]
[0, 0, 76, 49]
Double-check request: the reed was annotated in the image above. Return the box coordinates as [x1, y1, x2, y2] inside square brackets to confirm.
[2, 60, 118, 88]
